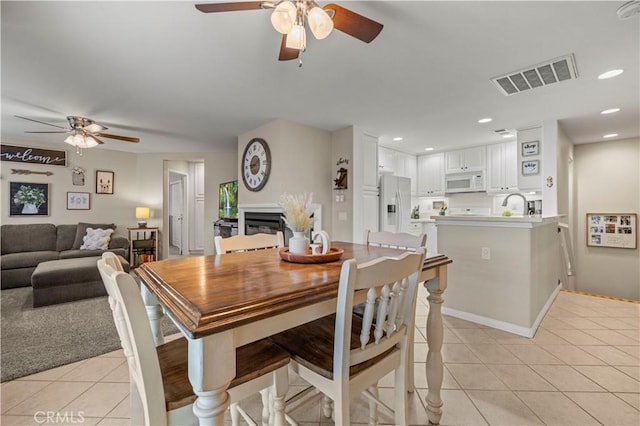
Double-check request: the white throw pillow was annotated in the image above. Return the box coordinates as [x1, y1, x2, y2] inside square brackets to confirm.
[80, 227, 115, 250]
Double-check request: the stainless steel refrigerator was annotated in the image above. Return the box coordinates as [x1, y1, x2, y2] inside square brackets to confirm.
[379, 175, 411, 233]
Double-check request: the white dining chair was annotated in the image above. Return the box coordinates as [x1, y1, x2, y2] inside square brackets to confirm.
[364, 229, 426, 251]
[363, 229, 427, 393]
[270, 249, 426, 426]
[97, 260, 291, 426]
[215, 232, 285, 254]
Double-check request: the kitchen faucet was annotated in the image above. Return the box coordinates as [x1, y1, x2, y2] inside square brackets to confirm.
[501, 193, 528, 216]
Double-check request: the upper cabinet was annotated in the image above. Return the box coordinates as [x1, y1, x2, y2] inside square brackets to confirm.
[487, 141, 518, 192]
[396, 151, 417, 195]
[445, 146, 486, 174]
[418, 153, 445, 196]
[378, 146, 396, 174]
[378, 147, 417, 195]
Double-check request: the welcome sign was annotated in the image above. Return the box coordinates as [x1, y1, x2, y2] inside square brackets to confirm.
[0, 144, 67, 166]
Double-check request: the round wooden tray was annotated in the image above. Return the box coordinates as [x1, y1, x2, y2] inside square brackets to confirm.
[279, 247, 344, 264]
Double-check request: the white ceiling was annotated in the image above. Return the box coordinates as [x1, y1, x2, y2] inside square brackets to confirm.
[2, 1, 638, 155]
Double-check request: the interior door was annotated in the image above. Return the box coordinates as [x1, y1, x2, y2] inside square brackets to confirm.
[170, 180, 184, 253]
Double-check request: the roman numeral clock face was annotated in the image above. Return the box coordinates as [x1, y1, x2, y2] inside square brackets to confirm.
[242, 138, 271, 192]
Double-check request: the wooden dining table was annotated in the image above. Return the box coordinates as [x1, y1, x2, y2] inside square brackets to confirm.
[136, 241, 451, 425]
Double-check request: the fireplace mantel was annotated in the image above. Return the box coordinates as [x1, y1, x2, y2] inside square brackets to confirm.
[238, 203, 322, 235]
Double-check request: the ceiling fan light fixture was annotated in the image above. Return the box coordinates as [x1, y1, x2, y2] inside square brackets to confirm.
[308, 6, 333, 39]
[271, 0, 296, 34]
[64, 133, 99, 149]
[286, 24, 306, 50]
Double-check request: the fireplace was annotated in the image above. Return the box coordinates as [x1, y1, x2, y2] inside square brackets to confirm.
[239, 204, 322, 247]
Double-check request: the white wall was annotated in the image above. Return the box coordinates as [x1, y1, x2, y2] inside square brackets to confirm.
[573, 138, 639, 300]
[237, 119, 333, 232]
[1, 142, 138, 237]
[331, 126, 354, 241]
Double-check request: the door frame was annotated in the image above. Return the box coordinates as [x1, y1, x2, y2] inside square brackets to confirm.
[167, 169, 189, 258]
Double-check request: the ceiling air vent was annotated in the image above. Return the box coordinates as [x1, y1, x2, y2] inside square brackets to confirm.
[491, 54, 578, 96]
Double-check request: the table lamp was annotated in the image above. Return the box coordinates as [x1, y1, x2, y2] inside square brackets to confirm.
[135, 207, 150, 228]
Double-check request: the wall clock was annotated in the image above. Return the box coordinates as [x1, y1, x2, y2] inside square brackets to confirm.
[241, 138, 271, 191]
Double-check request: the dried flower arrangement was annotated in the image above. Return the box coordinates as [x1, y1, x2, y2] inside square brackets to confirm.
[280, 192, 314, 233]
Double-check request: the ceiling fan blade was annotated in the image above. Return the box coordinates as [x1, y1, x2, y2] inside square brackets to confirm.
[98, 133, 140, 143]
[15, 115, 69, 130]
[278, 35, 300, 61]
[24, 130, 71, 134]
[323, 3, 383, 43]
[91, 135, 105, 145]
[195, 2, 267, 13]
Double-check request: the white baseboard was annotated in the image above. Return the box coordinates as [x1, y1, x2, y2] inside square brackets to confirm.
[442, 284, 561, 338]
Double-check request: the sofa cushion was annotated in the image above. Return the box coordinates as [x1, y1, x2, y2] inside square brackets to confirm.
[0, 251, 60, 269]
[1, 224, 57, 254]
[80, 228, 114, 250]
[59, 248, 127, 259]
[56, 224, 78, 252]
[72, 222, 116, 249]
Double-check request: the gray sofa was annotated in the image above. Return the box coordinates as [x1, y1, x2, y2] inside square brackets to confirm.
[1, 223, 129, 290]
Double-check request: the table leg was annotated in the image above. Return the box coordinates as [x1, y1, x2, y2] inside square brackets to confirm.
[424, 266, 448, 425]
[188, 332, 236, 425]
[140, 284, 165, 346]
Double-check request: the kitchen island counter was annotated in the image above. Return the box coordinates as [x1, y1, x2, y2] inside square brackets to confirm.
[432, 215, 558, 227]
[435, 215, 561, 337]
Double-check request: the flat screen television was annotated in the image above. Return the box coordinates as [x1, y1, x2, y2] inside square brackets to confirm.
[218, 180, 238, 220]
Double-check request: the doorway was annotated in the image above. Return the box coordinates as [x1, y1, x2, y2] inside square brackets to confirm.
[168, 170, 188, 258]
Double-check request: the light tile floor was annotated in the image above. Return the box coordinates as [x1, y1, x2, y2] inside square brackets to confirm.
[2, 289, 638, 425]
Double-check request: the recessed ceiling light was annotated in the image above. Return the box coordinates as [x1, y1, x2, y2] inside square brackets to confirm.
[424, 147, 434, 151]
[601, 108, 620, 114]
[603, 133, 618, 138]
[393, 137, 403, 141]
[502, 133, 514, 139]
[598, 69, 624, 79]
[478, 118, 492, 124]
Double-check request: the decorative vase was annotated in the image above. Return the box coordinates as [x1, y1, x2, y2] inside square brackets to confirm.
[21, 203, 38, 214]
[289, 231, 309, 255]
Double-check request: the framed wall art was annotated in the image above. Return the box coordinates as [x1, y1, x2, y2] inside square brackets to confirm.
[522, 160, 540, 175]
[67, 192, 90, 210]
[521, 140, 539, 157]
[587, 213, 637, 249]
[9, 182, 50, 216]
[96, 170, 114, 194]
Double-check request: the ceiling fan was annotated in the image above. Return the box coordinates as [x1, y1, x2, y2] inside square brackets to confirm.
[15, 115, 140, 151]
[195, 1, 383, 62]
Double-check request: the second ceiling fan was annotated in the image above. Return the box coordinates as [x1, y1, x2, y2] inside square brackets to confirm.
[195, 1, 383, 61]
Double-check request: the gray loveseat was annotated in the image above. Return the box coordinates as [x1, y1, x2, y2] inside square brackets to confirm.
[1, 223, 129, 290]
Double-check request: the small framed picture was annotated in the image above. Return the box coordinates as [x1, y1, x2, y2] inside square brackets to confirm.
[521, 140, 539, 157]
[9, 182, 50, 216]
[67, 192, 90, 210]
[96, 170, 114, 194]
[522, 160, 540, 175]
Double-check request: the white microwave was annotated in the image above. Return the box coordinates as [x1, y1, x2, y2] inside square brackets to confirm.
[445, 171, 486, 193]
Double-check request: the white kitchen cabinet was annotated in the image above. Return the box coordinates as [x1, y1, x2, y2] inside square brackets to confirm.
[378, 146, 396, 174]
[396, 151, 418, 195]
[487, 141, 518, 192]
[407, 221, 422, 237]
[417, 153, 445, 196]
[422, 221, 438, 254]
[445, 146, 486, 174]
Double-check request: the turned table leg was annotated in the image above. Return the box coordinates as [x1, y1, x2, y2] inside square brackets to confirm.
[189, 332, 235, 425]
[141, 284, 165, 346]
[424, 267, 447, 425]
